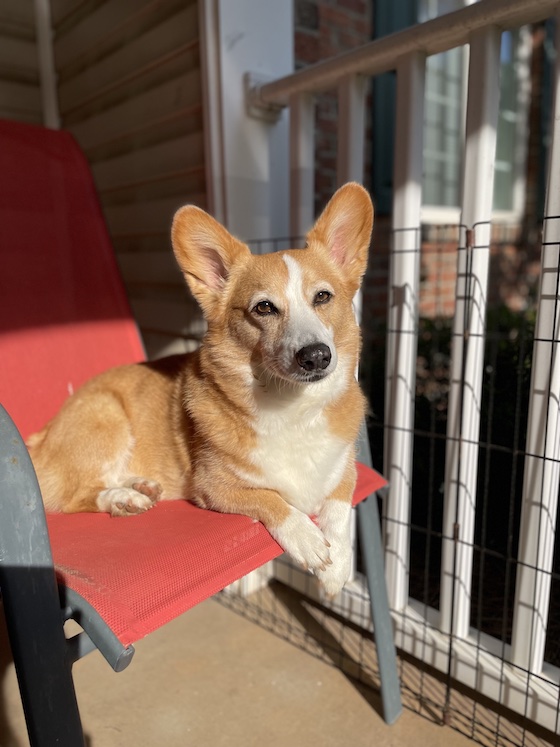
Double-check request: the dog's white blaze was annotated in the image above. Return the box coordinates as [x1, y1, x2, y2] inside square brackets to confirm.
[282, 254, 337, 370]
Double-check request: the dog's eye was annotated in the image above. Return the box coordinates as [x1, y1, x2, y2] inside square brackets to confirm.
[314, 290, 332, 306]
[253, 300, 278, 316]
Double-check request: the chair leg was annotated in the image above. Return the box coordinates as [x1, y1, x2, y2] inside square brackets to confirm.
[2, 572, 86, 747]
[356, 421, 402, 724]
[357, 495, 403, 724]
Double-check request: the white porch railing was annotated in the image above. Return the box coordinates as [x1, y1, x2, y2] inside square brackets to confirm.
[247, 0, 560, 734]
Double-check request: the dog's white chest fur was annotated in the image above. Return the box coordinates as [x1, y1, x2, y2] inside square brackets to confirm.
[247, 377, 349, 516]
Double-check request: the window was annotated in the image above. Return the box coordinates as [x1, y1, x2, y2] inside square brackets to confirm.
[420, 0, 464, 209]
[373, 0, 531, 220]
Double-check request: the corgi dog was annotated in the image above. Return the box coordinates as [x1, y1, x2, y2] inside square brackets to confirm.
[27, 182, 373, 596]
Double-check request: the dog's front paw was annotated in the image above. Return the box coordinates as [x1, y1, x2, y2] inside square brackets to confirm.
[97, 482, 161, 516]
[270, 509, 332, 573]
[315, 498, 353, 597]
[316, 543, 352, 597]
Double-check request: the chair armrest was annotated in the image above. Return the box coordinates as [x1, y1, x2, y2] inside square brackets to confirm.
[0, 403, 55, 580]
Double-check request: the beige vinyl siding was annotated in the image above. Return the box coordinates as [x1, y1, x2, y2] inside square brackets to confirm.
[52, 0, 206, 359]
[0, 2, 42, 123]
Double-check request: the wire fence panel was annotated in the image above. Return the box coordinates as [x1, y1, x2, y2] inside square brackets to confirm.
[238, 1, 560, 744]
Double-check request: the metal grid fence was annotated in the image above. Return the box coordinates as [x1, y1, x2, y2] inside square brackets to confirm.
[220, 217, 560, 747]
[230, 2, 560, 744]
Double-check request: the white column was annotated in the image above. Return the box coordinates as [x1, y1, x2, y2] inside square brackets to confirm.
[214, 0, 292, 240]
[439, 27, 501, 638]
[33, 0, 60, 129]
[383, 52, 425, 612]
[511, 12, 560, 674]
[199, 0, 226, 224]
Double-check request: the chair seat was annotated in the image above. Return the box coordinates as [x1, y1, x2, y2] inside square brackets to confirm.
[47, 462, 386, 646]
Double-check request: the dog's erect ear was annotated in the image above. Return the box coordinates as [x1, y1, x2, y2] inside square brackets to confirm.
[171, 205, 250, 316]
[306, 182, 373, 291]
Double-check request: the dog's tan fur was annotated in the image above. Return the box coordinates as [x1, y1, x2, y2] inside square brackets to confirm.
[28, 183, 373, 595]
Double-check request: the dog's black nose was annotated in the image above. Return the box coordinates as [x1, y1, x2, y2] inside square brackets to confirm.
[295, 343, 332, 372]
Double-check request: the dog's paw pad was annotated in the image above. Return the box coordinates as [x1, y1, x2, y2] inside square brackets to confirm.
[125, 477, 162, 503]
[97, 487, 155, 516]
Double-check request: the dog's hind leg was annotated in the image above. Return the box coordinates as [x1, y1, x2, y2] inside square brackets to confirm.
[30, 389, 162, 515]
[58, 477, 161, 516]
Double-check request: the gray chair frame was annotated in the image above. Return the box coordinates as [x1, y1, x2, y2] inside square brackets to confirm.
[0, 404, 401, 746]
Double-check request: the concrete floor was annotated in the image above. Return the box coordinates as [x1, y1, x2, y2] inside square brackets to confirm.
[1, 594, 476, 747]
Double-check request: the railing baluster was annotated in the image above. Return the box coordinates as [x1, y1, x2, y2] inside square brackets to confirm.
[511, 11, 560, 674]
[289, 92, 315, 239]
[384, 51, 425, 612]
[439, 27, 501, 638]
[337, 74, 367, 186]
[336, 73, 369, 581]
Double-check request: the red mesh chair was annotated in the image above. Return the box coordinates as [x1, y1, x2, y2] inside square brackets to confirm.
[0, 119, 401, 746]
